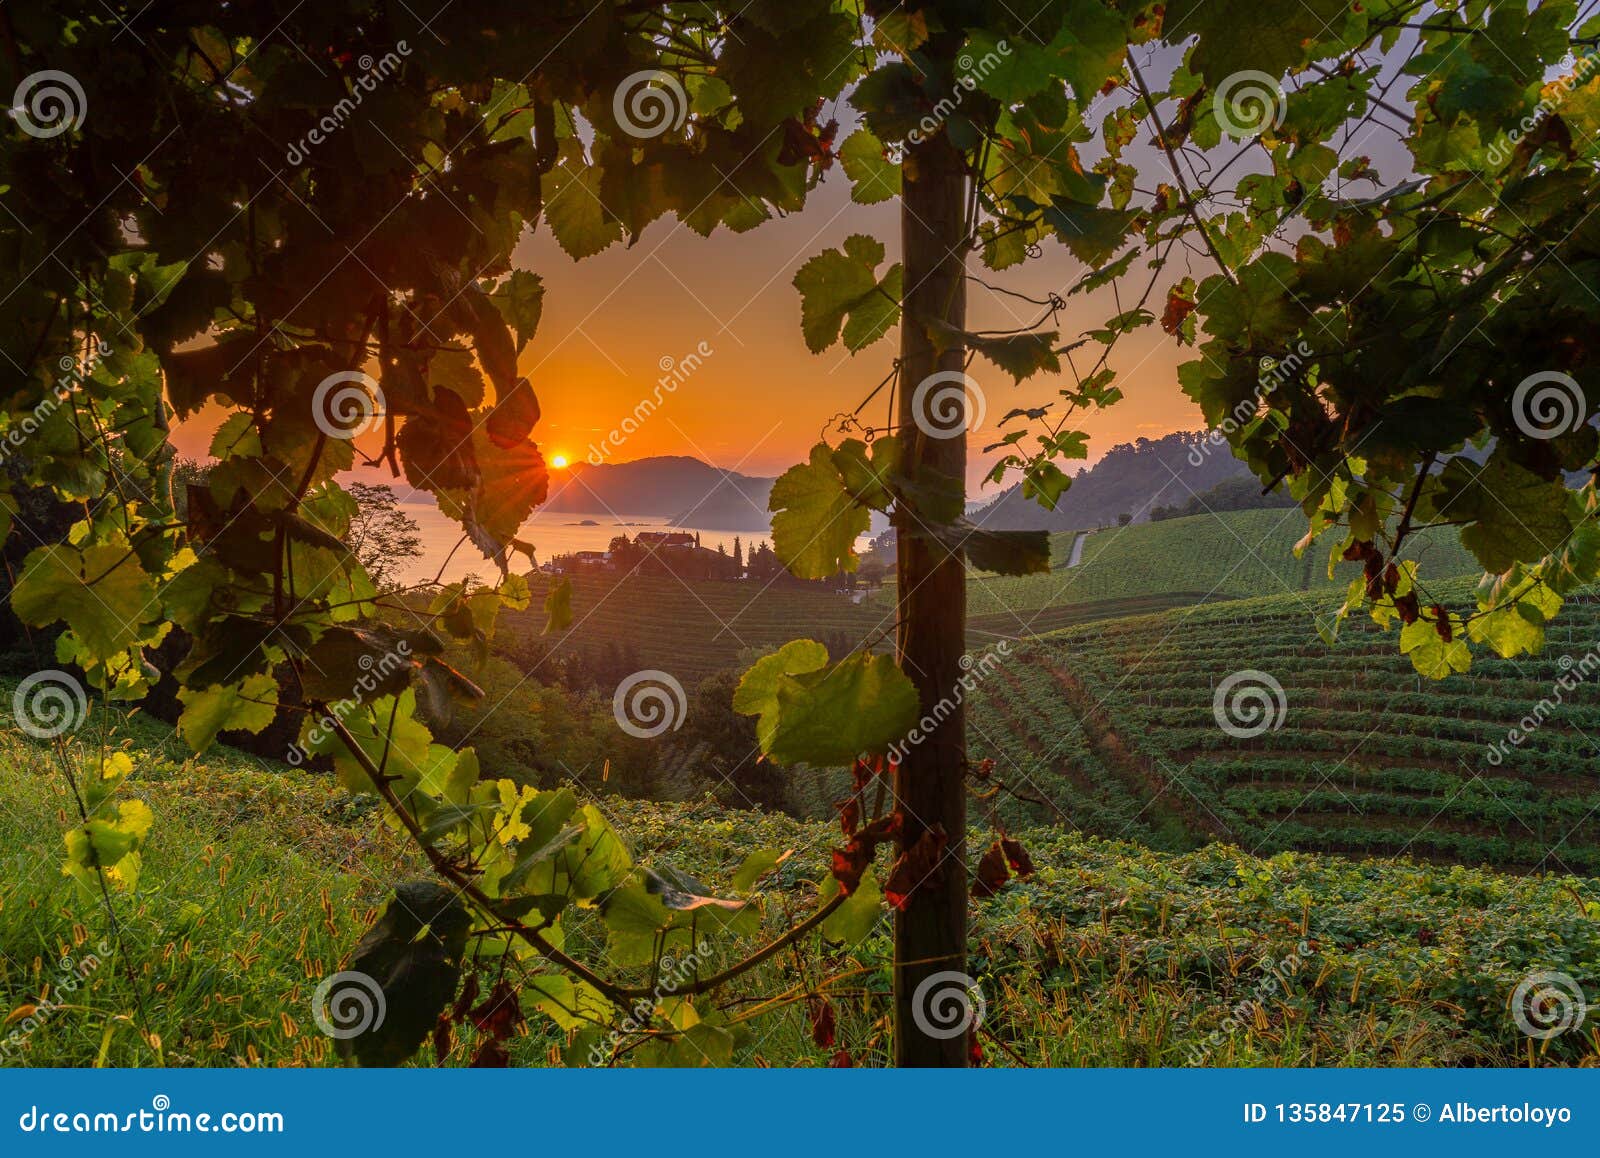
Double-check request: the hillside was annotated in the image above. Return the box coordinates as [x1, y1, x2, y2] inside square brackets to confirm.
[967, 581, 1600, 873]
[959, 508, 1483, 631]
[2, 699, 1595, 1067]
[970, 431, 1251, 532]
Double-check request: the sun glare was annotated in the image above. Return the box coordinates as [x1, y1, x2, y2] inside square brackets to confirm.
[550, 453, 570, 469]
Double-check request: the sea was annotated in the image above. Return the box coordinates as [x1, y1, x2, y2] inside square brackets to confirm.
[394, 501, 779, 586]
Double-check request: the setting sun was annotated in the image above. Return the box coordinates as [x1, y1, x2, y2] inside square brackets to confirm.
[549, 453, 569, 469]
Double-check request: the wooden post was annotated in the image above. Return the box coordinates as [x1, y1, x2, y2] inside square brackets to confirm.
[893, 100, 971, 1068]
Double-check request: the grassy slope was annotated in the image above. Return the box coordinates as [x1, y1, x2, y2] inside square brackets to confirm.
[0, 709, 413, 1067]
[962, 509, 1482, 624]
[2, 691, 1596, 1068]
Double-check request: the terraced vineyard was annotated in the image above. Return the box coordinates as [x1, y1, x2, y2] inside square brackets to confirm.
[494, 573, 893, 683]
[969, 582, 1600, 872]
[495, 573, 1188, 684]
[959, 509, 1483, 627]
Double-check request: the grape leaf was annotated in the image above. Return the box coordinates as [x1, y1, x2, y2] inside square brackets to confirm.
[838, 129, 901, 204]
[819, 868, 883, 943]
[769, 443, 872, 578]
[750, 650, 920, 767]
[13, 541, 159, 659]
[177, 673, 279, 752]
[544, 575, 573, 633]
[793, 235, 901, 353]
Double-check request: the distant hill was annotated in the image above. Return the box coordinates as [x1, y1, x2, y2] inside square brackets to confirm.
[665, 472, 778, 531]
[1150, 473, 1298, 521]
[971, 431, 1253, 531]
[541, 456, 775, 529]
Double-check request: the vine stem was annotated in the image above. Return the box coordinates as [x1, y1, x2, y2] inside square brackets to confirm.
[321, 713, 846, 1007]
[1126, 57, 1238, 286]
[322, 712, 634, 1007]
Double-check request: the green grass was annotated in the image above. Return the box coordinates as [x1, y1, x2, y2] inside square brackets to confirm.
[0, 703, 413, 1067]
[3, 690, 1597, 1068]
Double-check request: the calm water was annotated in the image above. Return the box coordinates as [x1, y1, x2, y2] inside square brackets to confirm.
[394, 502, 775, 585]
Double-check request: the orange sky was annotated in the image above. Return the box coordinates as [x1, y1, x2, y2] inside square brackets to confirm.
[171, 95, 1231, 497]
[171, 43, 1431, 499]
[504, 168, 1204, 496]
